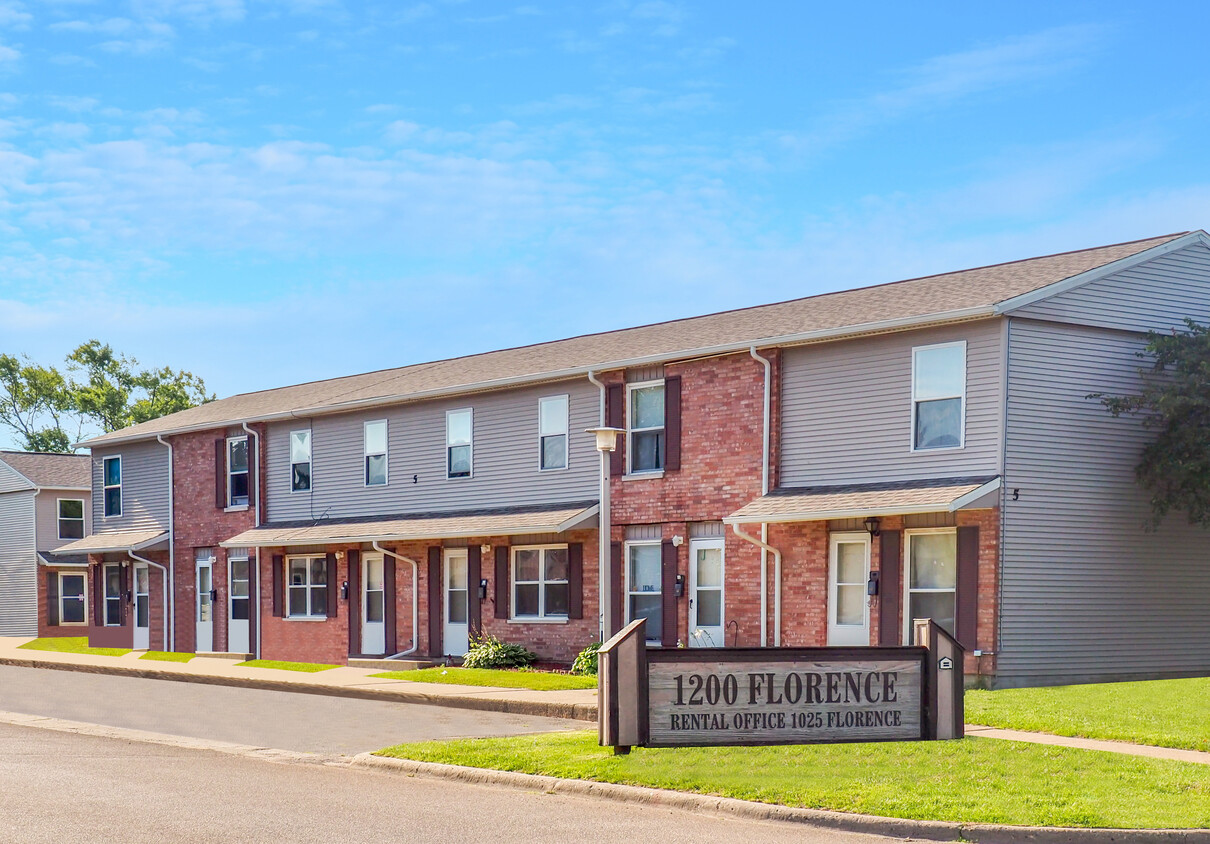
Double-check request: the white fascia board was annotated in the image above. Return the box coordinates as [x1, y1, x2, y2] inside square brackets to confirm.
[724, 503, 954, 526]
[948, 477, 1003, 511]
[221, 513, 600, 548]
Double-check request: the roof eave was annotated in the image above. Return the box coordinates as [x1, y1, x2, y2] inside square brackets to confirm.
[723, 478, 1003, 525]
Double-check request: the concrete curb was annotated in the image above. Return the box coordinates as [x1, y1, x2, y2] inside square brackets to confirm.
[351, 753, 1210, 844]
[0, 656, 597, 722]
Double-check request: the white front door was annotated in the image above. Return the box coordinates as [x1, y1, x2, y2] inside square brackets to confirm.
[196, 556, 214, 653]
[828, 532, 871, 646]
[362, 553, 386, 656]
[132, 564, 150, 650]
[228, 556, 251, 654]
[688, 539, 724, 648]
[443, 549, 469, 657]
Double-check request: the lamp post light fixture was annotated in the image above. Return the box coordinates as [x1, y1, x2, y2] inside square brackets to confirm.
[587, 426, 624, 642]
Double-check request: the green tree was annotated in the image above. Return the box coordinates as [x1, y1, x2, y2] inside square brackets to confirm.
[1098, 318, 1210, 530]
[0, 355, 77, 452]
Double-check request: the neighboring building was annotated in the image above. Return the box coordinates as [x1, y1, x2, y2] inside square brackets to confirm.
[0, 451, 91, 637]
[59, 230, 1210, 687]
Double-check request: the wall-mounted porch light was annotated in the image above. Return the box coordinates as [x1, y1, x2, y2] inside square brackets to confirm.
[863, 516, 881, 538]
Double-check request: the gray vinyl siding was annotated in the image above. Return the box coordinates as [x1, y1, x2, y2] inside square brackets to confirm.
[780, 320, 1004, 486]
[999, 318, 1210, 686]
[91, 441, 170, 533]
[0, 460, 32, 494]
[266, 379, 599, 522]
[1012, 242, 1210, 333]
[0, 490, 37, 636]
[35, 489, 90, 552]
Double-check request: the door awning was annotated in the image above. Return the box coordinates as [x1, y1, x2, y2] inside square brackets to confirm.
[55, 529, 169, 555]
[724, 477, 1001, 525]
[222, 501, 599, 548]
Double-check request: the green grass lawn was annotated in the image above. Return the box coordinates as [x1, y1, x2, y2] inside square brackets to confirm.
[370, 667, 597, 691]
[237, 659, 338, 673]
[139, 651, 195, 663]
[17, 636, 131, 657]
[379, 730, 1210, 829]
[966, 677, 1210, 752]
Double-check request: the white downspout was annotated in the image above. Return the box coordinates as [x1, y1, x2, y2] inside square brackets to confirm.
[749, 347, 778, 646]
[155, 435, 175, 652]
[371, 541, 419, 657]
[587, 370, 610, 642]
[730, 523, 782, 646]
[241, 422, 262, 660]
[127, 547, 168, 652]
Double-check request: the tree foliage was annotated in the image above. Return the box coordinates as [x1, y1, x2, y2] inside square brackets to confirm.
[0, 341, 214, 453]
[1099, 319, 1210, 530]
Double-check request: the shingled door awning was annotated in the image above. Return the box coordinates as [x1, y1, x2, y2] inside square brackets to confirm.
[221, 502, 599, 547]
[724, 477, 1001, 524]
[55, 529, 169, 555]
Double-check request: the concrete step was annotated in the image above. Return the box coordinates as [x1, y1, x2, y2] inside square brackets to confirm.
[348, 657, 435, 671]
[195, 652, 253, 661]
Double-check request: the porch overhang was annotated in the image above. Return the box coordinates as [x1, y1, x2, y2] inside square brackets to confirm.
[221, 501, 600, 548]
[723, 477, 1001, 525]
[54, 529, 169, 555]
[37, 552, 89, 567]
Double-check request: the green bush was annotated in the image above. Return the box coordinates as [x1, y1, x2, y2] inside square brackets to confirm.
[461, 634, 537, 669]
[570, 642, 600, 676]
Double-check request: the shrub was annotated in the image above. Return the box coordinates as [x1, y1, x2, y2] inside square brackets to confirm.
[570, 642, 601, 676]
[462, 634, 537, 669]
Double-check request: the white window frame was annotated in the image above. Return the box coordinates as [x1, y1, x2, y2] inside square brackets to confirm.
[102, 562, 122, 627]
[57, 498, 85, 540]
[901, 527, 958, 644]
[626, 380, 666, 475]
[57, 571, 88, 627]
[510, 544, 570, 621]
[446, 408, 473, 480]
[910, 341, 967, 453]
[102, 455, 122, 518]
[227, 435, 250, 507]
[285, 554, 329, 620]
[289, 429, 312, 493]
[538, 394, 569, 471]
[363, 420, 388, 487]
[624, 539, 663, 645]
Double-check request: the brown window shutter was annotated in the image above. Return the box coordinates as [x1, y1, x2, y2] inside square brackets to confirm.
[467, 545, 482, 636]
[427, 547, 442, 656]
[119, 564, 129, 626]
[609, 541, 623, 637]
[956, 526, 980, 649]
[567, 543, 583, 620]
[326, 553, 338, 619]
[246, 432, 256, 507]
[215, 438, 227, 508]
[664, 375, 681, 472]
[47, 572, 59, 626]
[347, 550, 360, 654]
[271, 554, 284, 617]
[494, 545, 509, 620]
[879, 530, 902, 646]
[92, 565, 103, 626]
[661, 539, 677, 646]
[606, 383, 625, 477]
[383, 555, 396, 655]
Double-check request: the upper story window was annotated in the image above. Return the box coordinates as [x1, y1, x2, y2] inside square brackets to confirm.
[539, 395, 568, 471]
[227, 436, 250, 506]
[57, 499, 85, 540]
[512, 545, 569, 620]
[102, 456, 121, 517]
[290, 430, 312, 492]
[911, 342, 966, 451]
[447, 409, 472, 479]
[364, 420, 388, 486]
[628, 381, 665, 473]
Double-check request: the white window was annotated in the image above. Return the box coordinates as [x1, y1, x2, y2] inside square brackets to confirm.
[227, 436, 249, 506]
[290, 430, 312, 492]
[446, 409, 472, 479]
[903, 530, 957, 643]
[102, 456, 121, 517]
[626, 541, 663, 644]
[538, 395, 568, 471]
[103, 563, 122, 626]
[228, 549, 252, 623]
[286, 555, 328, 618]
[512, 545, 569, 619]
[57, 499, 85, 540]
[628, 381, 665, 473]
[364, 420, 388, 486]
[911, 342, 966, 451]
[58, 572, 87, 626]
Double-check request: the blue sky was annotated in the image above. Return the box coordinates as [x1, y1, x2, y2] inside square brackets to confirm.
[3, 0, 1209, 439]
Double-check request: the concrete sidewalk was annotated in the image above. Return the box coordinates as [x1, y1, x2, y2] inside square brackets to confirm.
[0, 637, 597, 721]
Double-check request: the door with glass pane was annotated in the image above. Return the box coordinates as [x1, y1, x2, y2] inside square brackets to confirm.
[627, 543, 663, 645]
[688, 539, 724, 648]
[196, 552, 214, 652]
[903, 530, 957, 643]
[132, 564, 150, 649]
[443, 549, 469, 657]
[362, 553, 386, 655]
[58, 573, 87, 626]
[828, 533, 870, 646]
[228, 555, 251, 654]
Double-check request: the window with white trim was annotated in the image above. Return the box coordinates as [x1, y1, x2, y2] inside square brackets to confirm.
[227, 436, 249, 506]
[286, 555, 328, 618]
[626, 541, 662, 644]
[364, 420, 387, 486]
[446, 409, 472, 479]
[628, 381, 665, 473]
[58, 572, 87, 625]
[290, 430, 312, 492]
[538, 395, 568, 470]
[911, 342, 966, 450]
[103, 563, 122, 626]
[903, 530, 957, 642]
[511, 545, 569, 619]
[102, 456, 121, 517]
[57, 499, 84, 540]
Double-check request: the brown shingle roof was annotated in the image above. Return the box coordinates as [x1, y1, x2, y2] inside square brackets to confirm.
[725, 477, 1001, 523]
[84, 232, 1190, 447]
[0, 451, 91, 489]
[56, 529, 168, 554]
